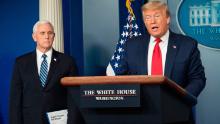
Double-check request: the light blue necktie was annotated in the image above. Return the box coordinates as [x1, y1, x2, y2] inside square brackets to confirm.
[40, 54, 48, 87]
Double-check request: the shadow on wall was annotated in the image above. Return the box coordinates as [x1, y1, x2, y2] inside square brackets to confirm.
[85, 45, 110, 76]
[84, 34, 113, 76]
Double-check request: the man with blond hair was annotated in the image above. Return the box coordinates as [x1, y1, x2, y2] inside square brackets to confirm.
[112, 1, 206, 123]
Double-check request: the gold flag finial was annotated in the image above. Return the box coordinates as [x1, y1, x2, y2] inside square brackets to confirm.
[126, 0, 135, 17]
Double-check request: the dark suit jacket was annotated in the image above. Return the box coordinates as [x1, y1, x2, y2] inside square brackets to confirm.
[9, 50, 84, 124]
[118, 31, 206, 97]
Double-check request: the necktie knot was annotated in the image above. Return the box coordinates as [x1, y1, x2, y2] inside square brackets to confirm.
[155, 38, 161, 43]
[42, 54, 47, 59]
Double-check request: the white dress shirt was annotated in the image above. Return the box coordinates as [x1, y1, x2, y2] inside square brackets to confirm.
[148, 30, 169, 75]
[36, 48, 52, 75]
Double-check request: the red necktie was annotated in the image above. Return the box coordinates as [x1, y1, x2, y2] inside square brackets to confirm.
[151, 38, 163, 75]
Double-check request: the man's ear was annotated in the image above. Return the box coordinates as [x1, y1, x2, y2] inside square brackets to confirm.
[32, 33, 37, 42]
[167, 16, 170, 25]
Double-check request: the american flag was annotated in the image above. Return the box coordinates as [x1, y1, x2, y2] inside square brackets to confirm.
[106, 13, 142, 75]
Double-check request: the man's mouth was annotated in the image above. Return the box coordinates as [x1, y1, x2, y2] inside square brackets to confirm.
[152, 26, 159, 32]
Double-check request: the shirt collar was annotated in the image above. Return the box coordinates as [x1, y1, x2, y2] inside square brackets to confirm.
[36, 48, 53, 59]
[150, 30, 170, 43]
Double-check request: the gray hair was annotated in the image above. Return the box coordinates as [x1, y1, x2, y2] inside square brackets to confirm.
[142, 1, 170, 17]
[32, 20, 54, 33]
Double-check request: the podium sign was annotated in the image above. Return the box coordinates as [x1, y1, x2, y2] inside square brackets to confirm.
[80, 84, 140, 108]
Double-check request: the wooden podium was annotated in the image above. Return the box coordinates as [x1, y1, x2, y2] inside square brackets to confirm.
[61, 75, 196, 124]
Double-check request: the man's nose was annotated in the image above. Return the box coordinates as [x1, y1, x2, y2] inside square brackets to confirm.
[44, 33, 50, 38]
[150, 17, 156, 23]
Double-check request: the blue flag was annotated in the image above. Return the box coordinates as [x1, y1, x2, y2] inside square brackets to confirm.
[106, 0, 145, 75]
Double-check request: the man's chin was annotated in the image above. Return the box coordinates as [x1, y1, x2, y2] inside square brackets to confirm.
[150, 33, 161, 38]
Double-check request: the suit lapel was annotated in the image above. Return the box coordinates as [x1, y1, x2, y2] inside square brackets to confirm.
[31, 51, 42, 88]
[141, 35, 150, 75]
[44, 50, 59, 89]
[164, 32, 179, 78]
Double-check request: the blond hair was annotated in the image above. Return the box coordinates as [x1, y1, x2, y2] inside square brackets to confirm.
[141, 1, 170, 17]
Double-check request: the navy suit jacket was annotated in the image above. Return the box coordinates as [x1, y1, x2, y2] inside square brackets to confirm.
[9, 50, 84, 124]
[118, 31, 206, 97]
